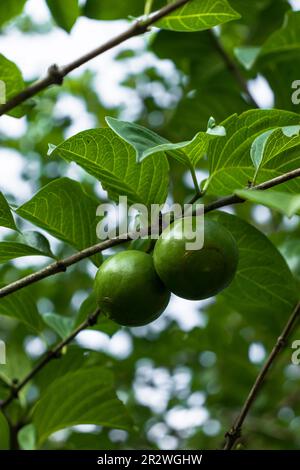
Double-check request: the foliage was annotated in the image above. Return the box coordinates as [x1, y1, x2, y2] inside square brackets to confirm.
[0, 0, 300, 452]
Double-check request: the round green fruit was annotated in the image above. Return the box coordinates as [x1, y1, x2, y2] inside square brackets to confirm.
[94, 250, 170, 327]
[153, 217, 238, 300]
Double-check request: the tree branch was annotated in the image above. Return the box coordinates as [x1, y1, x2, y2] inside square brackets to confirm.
[0, 308, 102, 410]
[0, 0, 191, 116]
[223, 301, 300, 450]
[209, 30, 259, 109]
[0, 167, 299, 300]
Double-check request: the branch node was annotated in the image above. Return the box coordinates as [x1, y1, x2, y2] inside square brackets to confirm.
[276, 336, 286, 349]
[48, 64, 64, 85]
[55, 260, 67, 272]
[87, 314, 98, 327]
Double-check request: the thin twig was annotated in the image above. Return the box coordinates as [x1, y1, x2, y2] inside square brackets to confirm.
[0, 0, 191, 116]
[209, 30, 259, 109]
[0, 308, 102, 410]
[0, 167, 299, 300]
[223, 301, 300, 450]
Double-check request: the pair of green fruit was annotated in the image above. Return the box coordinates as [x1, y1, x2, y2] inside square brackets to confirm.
[94, 218, 239, 327]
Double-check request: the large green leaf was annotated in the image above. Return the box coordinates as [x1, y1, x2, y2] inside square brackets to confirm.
[250, 126, 300, 186]
[16, 178, 102, 261]
[106, 116, 225, 167]
[208, 212, 298, 319]
[235, 189, 300, 218]
[0, 192, 17, 231]
[33, 367, 132, 445]
[42, 313, 74, 339]
[49, 129, 169, 207]
[0, 0, 26, 27]
[158, 0, 240, 32]
[0, 241, 54, 264]
[46, 0, 79, 32]
[207, 109, 300, 195]
[0, 412, 9, 450]
[0, 54, 25, 117]
[0, 290, 43, 332]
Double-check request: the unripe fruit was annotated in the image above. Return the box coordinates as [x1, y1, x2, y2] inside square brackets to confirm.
[153, 217, 238, 300]
[94, 250, 170, 327]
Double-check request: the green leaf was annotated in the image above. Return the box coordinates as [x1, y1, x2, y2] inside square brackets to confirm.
[18, 424, 36, 451]
[106, 116, 225, 167]
[0, 0, 26, 27]
[0, 192, 17, 231]
[259, 11, 300, 61]
[75, 294, 119, 337]
[43, 313, 74, 339]
[83, 0, 144, 20]
[207, 109, 300, 195]
[46, 0, 79, 32]
[235, 189, 300, 218]
[49, 129, 169, 207]
[250, 126, 300, 187]
[208, 212, 298, 319]
[234, 46, 260, 70]
[157, 0, 240, 32]
[0, 412, 9, 450]
[0, 241, 54, 264]
[16, 178, 102, 263]
[0, 290, 43, 332]
[19, 231, 56, 259]
[0, 54, 25, 118]
[33, 367, 132, 445]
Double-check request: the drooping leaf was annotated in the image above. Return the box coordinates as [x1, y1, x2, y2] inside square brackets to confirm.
[46, 0, 79, 32]
[207, 109, 300, 195]
[0, 289, 43, 332]
[33, 367, 132, 444]
[0, 412, 9, 450]
[208, 212, 298, 320]
[16, 178, 102, 264]
[106, 116, 225, 167]
[49, 129, 169, 207]
[158, 0, 240, 32]
[0, 192, 17, 231]
[235, 189, 300, 218]
[42, 313, 74, 339]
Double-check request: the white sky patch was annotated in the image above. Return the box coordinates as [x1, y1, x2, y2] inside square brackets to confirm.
[248, 342, 266, 364]
[166, 295, 210, 331]
[0, 148, 32, 200]
[248, 75, 274, 108]
[0, 115, 27, 138]
[165, 406, 209, 431]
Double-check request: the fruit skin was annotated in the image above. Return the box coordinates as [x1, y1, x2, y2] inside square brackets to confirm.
[94, 250, 170, 327]
[153, 217, 239, 300]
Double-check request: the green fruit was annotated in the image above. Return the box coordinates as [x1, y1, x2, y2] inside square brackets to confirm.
[94, 250, 170, 327]
[153, 217, 238, 300]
